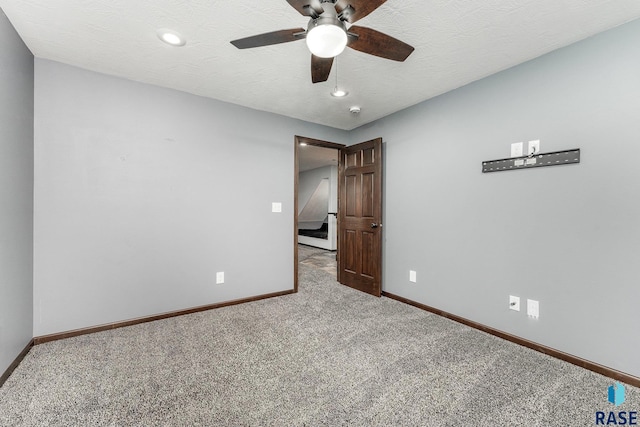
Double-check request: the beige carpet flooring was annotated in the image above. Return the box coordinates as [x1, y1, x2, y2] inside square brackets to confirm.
[0, 246, 637, 426]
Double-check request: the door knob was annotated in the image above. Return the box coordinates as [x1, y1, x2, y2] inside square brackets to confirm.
[371, 223, 379, 228]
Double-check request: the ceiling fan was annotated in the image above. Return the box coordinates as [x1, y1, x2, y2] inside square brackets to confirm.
[230, 0, 414, 83]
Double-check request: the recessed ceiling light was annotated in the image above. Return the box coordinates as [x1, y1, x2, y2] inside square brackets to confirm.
[157, 29, 186, 46]
[331, 88, 348, 97]
[300, 142, 308, 146]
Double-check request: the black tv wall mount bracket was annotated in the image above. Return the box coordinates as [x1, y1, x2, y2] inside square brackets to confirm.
[482, 149, 580, 173]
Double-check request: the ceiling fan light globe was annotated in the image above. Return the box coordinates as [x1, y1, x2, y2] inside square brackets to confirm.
[306, 24, 347, 58]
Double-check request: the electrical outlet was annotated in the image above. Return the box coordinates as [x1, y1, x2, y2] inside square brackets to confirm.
[409, 270, 417, 283]
[509, 295, 520, 311]
[527, 299, 539, 318]
[216, 271, 224, 284]
[511, 142, 524, 158]
[528, 140, 540, 156]
[272, 202, 282, 213]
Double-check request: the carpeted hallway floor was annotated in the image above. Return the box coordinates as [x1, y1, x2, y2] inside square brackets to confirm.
[0, 246, 637, 426]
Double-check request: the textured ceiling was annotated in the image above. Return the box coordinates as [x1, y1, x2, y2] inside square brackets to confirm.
[2, 0, 640, 130]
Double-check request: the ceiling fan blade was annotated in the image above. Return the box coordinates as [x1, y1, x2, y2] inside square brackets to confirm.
[347, 25, 414, 61]
[311, 55, 334, 83]
[335, 0, 387, 23]
[285, 0, 324, 17]
[231, 28, 305, 49]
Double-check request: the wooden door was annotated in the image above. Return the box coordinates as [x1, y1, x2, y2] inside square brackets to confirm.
[338, 138, 383, 297]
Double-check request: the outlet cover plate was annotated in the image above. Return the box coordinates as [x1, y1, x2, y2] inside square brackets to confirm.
[527, 299, 539, 318]
[216, 272, 224, 284]
[509, 295, 520, 311]
[528, 140, 540, 155]
[409, 270, 417, 283]
[511, 142, 524, 157]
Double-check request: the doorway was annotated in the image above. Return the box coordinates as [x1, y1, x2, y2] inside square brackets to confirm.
[294, 136, 383, 297]
[294, 136, 344, 292]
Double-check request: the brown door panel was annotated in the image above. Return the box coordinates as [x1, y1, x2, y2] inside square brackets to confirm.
[338, 138, 383, 297]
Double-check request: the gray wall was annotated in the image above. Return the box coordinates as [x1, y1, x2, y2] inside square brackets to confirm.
[33, 59, 347, 336]
[352, 20, 640, 377]
[298, 166, 334, 215]
[0, 9, 34, 374]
